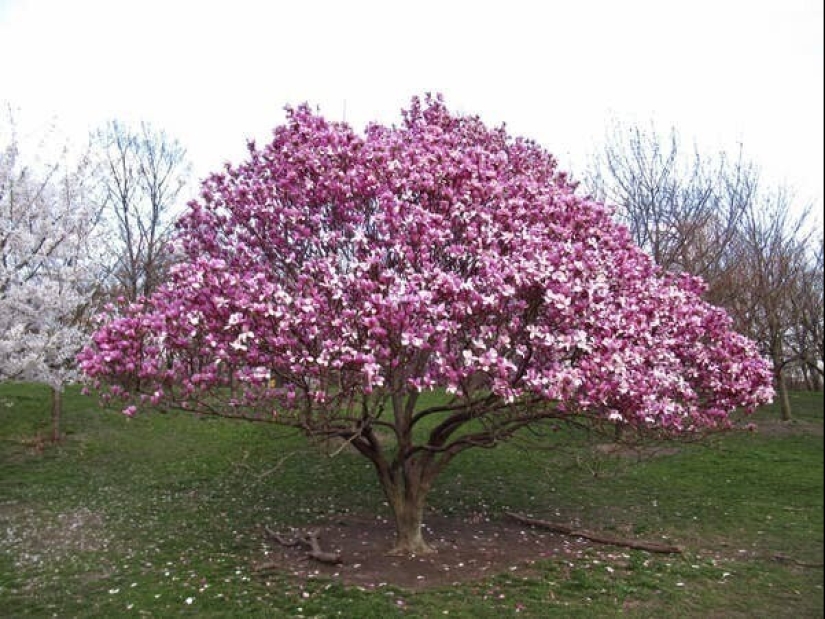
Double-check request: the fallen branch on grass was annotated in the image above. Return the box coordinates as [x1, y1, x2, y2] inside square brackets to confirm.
[506, 511, 683, 554]
[264, 526, 343, 564]
[771, 553, 824, 568]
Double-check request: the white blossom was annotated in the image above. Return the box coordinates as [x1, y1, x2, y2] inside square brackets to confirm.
[0, 118, 100, 389]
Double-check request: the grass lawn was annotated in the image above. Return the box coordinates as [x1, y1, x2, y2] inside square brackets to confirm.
[0, 384, 822, 617]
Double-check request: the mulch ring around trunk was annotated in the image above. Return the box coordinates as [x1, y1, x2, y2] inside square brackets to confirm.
[253, 513, 619, 590]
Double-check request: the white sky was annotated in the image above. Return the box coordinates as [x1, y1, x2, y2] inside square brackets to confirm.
[1, 0, 822, 227]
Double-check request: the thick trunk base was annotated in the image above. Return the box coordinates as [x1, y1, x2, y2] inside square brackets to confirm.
[388, 530, 436, 556]
[387, 494, 436, 555]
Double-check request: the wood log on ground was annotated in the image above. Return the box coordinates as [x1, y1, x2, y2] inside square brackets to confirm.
[506, 511, 683, 554]
[771, 553, 824, 568]
[264, 526, 343, 564]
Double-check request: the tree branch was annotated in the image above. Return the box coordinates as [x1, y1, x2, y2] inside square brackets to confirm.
[506, 512, 683, 554]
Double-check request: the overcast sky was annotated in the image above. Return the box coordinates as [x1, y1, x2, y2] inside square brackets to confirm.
[1, 0, 822, 225]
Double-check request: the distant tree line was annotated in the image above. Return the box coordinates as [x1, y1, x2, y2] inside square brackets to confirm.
[585, 121, 823, 419]
[1, 105, 821, 433]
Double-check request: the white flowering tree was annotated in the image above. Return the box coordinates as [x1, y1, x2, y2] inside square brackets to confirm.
[0, 113, 101, 441]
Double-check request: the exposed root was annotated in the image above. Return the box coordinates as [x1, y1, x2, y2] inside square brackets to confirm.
[386, 542, 437, 557]
[506, 511, 683, 554]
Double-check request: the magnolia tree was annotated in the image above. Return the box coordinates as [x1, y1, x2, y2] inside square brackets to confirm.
[1, 116, 100, 440]
[80, 96, 774, 554]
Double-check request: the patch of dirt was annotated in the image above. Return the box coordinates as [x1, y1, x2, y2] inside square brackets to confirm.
[255, 513, 595, 590]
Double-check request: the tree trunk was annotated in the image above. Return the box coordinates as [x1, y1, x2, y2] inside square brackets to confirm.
[773, 353, 791, 421]
[51, 385, 63, 443]
[771, 345, 792, 421]
[802, 366, 814, 392]
[379, 470, 435, 555]
[807, 366, 823, 392]
[390, 494, 432, 555]
[776, 370, 792, 421]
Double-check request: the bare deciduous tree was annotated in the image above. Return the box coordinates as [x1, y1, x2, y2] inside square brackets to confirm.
[584, 122, 756, 307]
[94, 121, 190, 301]
[585, 120, 822, 418]
[710, 189, 812, 420]
[788, 237, 824, 390]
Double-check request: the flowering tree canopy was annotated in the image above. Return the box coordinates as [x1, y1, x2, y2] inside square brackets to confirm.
[80, 96, 773, 554]
[1, 123, 98, 390]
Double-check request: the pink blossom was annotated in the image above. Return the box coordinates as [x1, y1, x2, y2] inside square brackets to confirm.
[80, 94, 773, 435]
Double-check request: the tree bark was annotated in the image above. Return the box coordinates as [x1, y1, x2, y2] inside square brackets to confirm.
[51, 385, 62, 443]
[389, 493, 432, 555]
[774, 363, 792, 421]
[506, 512, 683, 554]
[379, 468, 435, 555]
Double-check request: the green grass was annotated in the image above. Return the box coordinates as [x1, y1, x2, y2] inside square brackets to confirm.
[0, 384, 822, 617]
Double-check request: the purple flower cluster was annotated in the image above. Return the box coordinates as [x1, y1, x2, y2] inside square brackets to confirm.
[79, 95, 773, 431]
